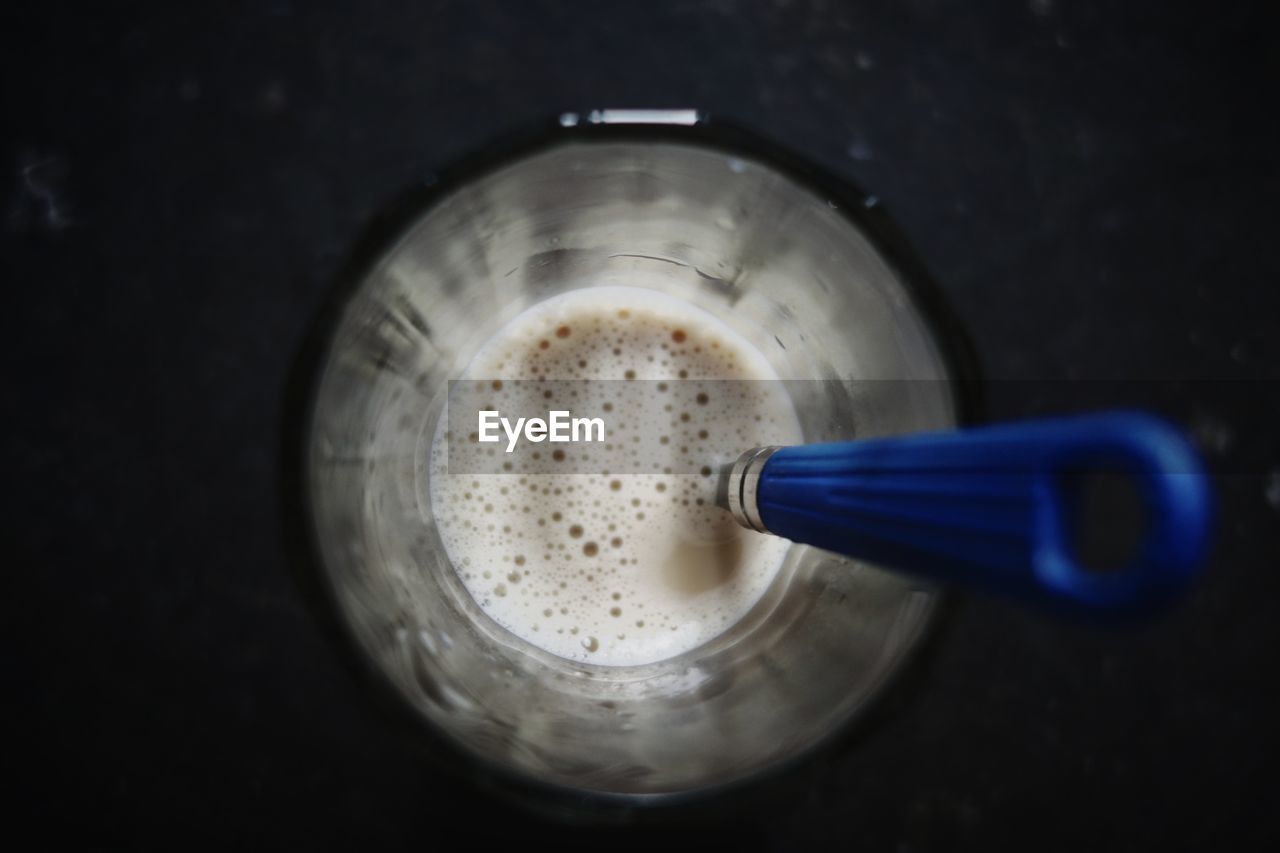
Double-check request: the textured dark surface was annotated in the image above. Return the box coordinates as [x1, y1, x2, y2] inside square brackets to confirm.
[5, 0, 1278, 848]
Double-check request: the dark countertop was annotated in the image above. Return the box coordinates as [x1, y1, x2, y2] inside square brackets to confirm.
[6, 1, 1277, 848]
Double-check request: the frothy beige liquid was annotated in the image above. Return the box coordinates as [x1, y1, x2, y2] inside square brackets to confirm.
[428, 287, 801, 666]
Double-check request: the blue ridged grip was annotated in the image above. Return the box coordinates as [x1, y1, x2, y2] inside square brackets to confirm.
[756, 412, 1211, 613]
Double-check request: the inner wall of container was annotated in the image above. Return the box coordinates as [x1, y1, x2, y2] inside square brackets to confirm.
[307, 140, 957, 794]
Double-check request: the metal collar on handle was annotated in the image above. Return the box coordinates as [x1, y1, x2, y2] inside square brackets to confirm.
[727, 446, 781, 534]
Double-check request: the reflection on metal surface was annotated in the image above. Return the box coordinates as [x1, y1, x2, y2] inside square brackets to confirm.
[560, 109, 704, 127]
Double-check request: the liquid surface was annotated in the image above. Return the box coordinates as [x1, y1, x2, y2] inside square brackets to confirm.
[428, 287, 801, 666]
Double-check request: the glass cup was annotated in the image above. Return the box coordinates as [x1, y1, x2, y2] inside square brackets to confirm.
[299, 112, 978, 809]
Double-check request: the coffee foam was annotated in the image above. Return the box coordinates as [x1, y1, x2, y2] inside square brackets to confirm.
[427, 287, 802, 666]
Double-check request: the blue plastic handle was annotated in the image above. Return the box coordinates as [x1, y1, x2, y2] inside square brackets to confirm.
[755, 412, 1212, 613]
